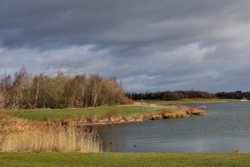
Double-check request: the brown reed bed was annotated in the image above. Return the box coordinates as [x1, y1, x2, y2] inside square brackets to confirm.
[76, 106, 205, 126]
[0, 110, 102, 152]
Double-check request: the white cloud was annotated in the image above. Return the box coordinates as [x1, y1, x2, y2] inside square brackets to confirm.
[0, 45, 113, 76]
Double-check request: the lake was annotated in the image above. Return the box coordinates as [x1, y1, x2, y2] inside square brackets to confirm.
[96, 101, 250, 153]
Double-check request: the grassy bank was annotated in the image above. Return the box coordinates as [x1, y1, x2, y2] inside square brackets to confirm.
[0, 153, 249, 167]
[7, 104, 205, 126]
[1, 104, 204, 152]
[9, 105, 161, 121]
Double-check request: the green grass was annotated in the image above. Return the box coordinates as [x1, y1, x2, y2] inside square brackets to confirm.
[8, 98, 232, 121]
[0, 153, 249, 167]
[140, 98, 239, 105]
[8, 105, 161, 121]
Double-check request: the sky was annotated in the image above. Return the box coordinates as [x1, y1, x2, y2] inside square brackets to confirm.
[0, 0, 250, 92]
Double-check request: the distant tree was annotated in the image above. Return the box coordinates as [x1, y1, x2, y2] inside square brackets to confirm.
[128, 90, 216, 101]
[216, 91, 250, 100]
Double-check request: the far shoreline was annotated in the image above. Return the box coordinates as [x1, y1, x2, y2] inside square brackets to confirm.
[138, 98, 241, 105]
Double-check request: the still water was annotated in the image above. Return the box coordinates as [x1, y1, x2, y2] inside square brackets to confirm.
[96, 101, 250, 153]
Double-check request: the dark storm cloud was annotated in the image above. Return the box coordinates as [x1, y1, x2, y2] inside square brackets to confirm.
[0, 0, 239, 46]
[0, 0, 250, 92]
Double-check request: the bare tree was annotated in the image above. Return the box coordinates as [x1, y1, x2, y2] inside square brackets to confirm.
[0, 69, 129, 109]
[89, 75, 103, 107]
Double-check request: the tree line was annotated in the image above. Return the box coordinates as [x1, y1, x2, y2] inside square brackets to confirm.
[127, 91, 216, 101]
[128, 90, 250, 101]
[0, 68, 129, 109]
[216, 91, 250, 100]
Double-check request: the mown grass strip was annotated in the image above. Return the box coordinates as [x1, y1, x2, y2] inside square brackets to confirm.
[9, 106, 161, 121]
[0, 153, 249, 167]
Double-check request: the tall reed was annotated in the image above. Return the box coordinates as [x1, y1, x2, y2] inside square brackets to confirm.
[0, 110, 102, 152]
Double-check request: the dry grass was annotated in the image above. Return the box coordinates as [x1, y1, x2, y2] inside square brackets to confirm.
[76, 106, 205, 126]
[0, 110, 102, 152]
